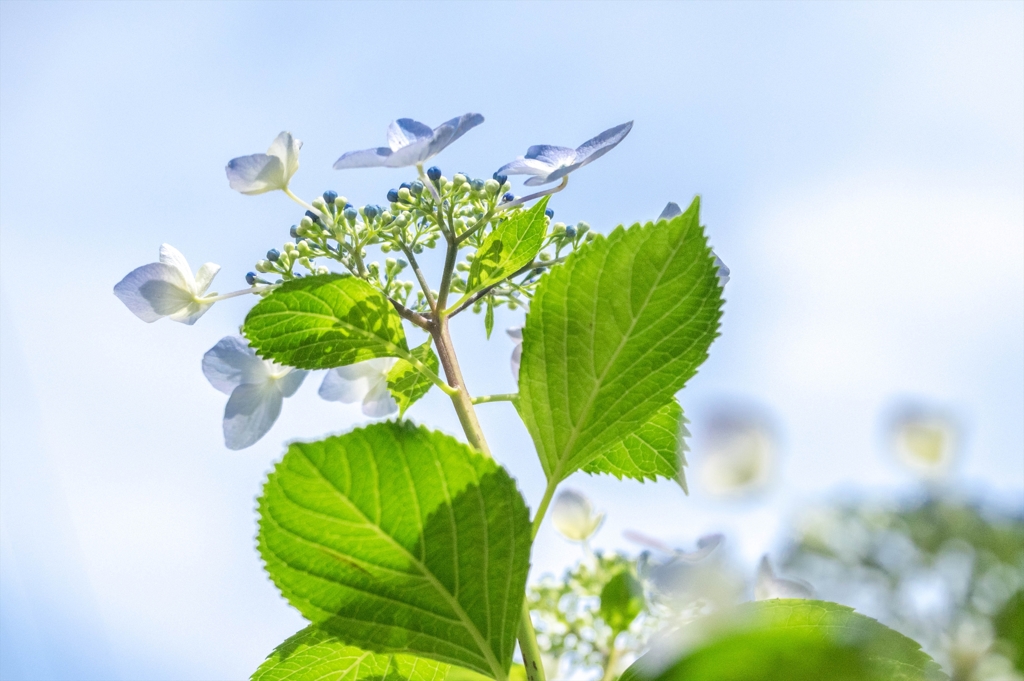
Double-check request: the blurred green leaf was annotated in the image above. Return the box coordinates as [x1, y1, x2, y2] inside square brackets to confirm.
[620, 600, 948, 681]
[468, 197, 549, 292]
[243, 274, 409, 370]
[993, 590, 1024, 671]
[258, 422, 532, 678]
[599, 571, 644, 634]
[517, 197, 722, 486]
[387, 339, 440, 416]
[252, 625, 449, 681]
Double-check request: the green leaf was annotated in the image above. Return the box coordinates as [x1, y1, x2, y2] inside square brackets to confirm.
[258, 422, 532, 680]
[620, 600, 947, 681]
[484, 298, 495, 339]
[252, 625, 450, 681]
[517, 198, 723, 485]
[468, 198, 549, 292]
[599, 571, 644, 634]
[387, 340, 441, 416]
[581, 400, 689, 490]
[993, 590, 1024, 671]
[243, 274, 409, 370]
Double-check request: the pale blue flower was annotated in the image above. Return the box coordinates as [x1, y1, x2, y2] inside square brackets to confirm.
[333, 114, 484, 170]
[114, 244, 220, 325]
[225, 132, 301, 195]
[319, 358, 398, 418]
[551, 489, 605, 542]
[755, 556, 814, 600]
[202, 336, 308, 450]
[496, 122, 633, 186]
[659, 202, 731, 285]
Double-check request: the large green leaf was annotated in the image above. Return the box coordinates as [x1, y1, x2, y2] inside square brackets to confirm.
[468, 198, 549, 292]
[387, 339, 441, 416]
[252, 625, 450, 681]
[620, 600, 947, 681]
[581, 400, 689, 489]
[517, 197, 723, 485]
[258, 422, 532, 680]
[993, 590, 1024, 671]
[243, 274, 409, 370]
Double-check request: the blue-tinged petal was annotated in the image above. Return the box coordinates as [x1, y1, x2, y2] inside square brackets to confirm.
[275, 369, 308, 398]
[319, 369, 370, 403]
[226, 153, 286, 195]
[266, 131, 301, 185]
[526, 161, 584, 186]
[113, 262, 194, 322]
[524, 144, 577, 167]
[167, 299, 215, 325]
[223, 382, 283, 450]
[333, 147, 393, 170]
[495, 157, 553, 178]
[202, 336, 270, 394]
[426, 112, 484, 158]
[385, 138, 434, 167]
[658, 202, 683, 221]
[387, 118, 433, 151]
[572, 121, 633, 167]
[361, 378, 398, 418]
[713, 252, 730, 286]
[194, 262, 220, 295]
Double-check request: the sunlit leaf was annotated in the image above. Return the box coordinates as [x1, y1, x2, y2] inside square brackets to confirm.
[468, 198, 549, 292]
[387, 340, 441, 416]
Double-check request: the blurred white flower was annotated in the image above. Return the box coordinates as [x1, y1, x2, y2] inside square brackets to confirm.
[202, 336, 308, 450]
[319, 358, 399, 418]
[226, 131, 301, 195]
[508, 326, 523, 380]
[658, 202, 730, 285]
[699, 409, 777, 497]
[551, 489, 605, 542]
[113, 243, 221, 325]
[333, 114, 484, 170]
[888, 405, 959, 480]
[754, 556, 814, 600]
[496, 121, 632, 186]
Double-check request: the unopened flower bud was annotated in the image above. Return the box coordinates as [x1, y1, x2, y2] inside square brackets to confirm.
[266, 248, 281, 262]
[410, 180, 424, 196]
[300, 216, 314, 229]
[255, 260, 270, 273]
[364, 205, 379, 219]
[289, 225, 300, 238]
[387, 189, 400, 203]
[426, 166, 442, 182]
[502, 192, 515, 203]
[312, 198, 327, 212]
[245, 272, 258, 285]
[484, 179, 500, 195]
[298, 257, 312, 269]
[343, 206, 358, 221]
[305, 210, 321, 224]
[551, 489, 604, 542]
[453, 173, 467, 186]
[577, 221, 590, 234]
[565, 225, 577, 238]
[322, 190, 338, 204]
[492, 172, 508, 185]
[297, 241, 312, 257]
[316, 266, 330, 275]
[545, 209, 554, 219]
[470, 179, 485, 192]
[398, 188, 412, 202]
[283, 242, 297, 253]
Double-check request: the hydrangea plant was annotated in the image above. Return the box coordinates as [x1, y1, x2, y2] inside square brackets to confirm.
[116, 114, 951, 681]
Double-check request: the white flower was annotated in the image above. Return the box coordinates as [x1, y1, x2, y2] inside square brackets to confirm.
[319, 358, 399, 418]
[889, 405, 959, 480]
[113, 243, 221, 325]
[507, 326, 523, 380]
[225, 131, 301, 195]
[699, 409, 776, 497]
[659, 202, 730, 285]
[496, 121, 633, 186]
[333, 114, 484, 170]
[202, 336, 308, 450]
[754, 556, 814, 600]
[550, 489, 605, 542]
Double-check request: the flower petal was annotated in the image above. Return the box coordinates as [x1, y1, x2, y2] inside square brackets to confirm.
[510, 342, 522, 380]
[551, 489, 603, 542]
[426, 113, 484, 158]
[573, 121, 633, 168]
[266, 131, 301, 185]
[318, 369, 370, 403]
[275, 368, 308, 398]
[225, 153, 286, 194]
[167, 300, 215, 325]
[202, 336, 270, 394]
[658, 202, 682, 221]
[158, 243, 196, 289]
[194, 262, 220, 295]
[495, 157, 553, 178]
[222, 382, 283, 450]
[676, 534, 724, 563]
[385, 139, 434, 167]
[113, 262, 194, 322]
[755, 556, 814, 600]
[333, 147, 393, 170]
[387, 118, 434, 151]
[713, 253, 730, 286]
[524, 144, 577, 167]
[361, 378, 398, 418]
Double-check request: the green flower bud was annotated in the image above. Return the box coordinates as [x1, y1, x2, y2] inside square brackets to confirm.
[385, 257, 397, 269]
[577, 221, 591, 234]
[255, 260, 270, 273]
[297, 241, 313, 257]
[300, 216, 313, 229]
[335, 196, 348, 208]
[316, 266, 330, 275]
[312, 198, 327, 212]
[453, 173, 467, 186]
[484, 179, 500, 195]
[298, 256, 312, 269]
[398, 188, 412, 202]
[381, 243, 392, 253]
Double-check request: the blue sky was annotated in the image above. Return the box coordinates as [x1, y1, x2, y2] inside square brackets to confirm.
[1, 2, 1021, 679]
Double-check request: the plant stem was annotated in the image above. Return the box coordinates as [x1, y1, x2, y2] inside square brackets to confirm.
[531, 478, 558, 539]
[471, 393, 518, 405]
[601, 642, 622, 681]
[518, 600, 546, 681]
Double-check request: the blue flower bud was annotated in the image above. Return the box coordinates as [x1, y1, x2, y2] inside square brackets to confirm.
[289, 225, 300, 238]
[323, 190, 338, 204]
[492, 172, 508, 185]
[343, 206, 358, 221]
[502, 192, 515, 203]
[400, 182, 412, 190]
[245, 272, 257, 285]
[267, 248, 281, 262]
[410, 180, 424, 196]
[545, 209, 554, 219]
[427, 166, 442, 182]
[364, 204, 379, 219]
[471, 179, 485, 192]
[305, 210, 321, 223]
[387, 189, 400, 203]
[565, 225, 577, 238]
